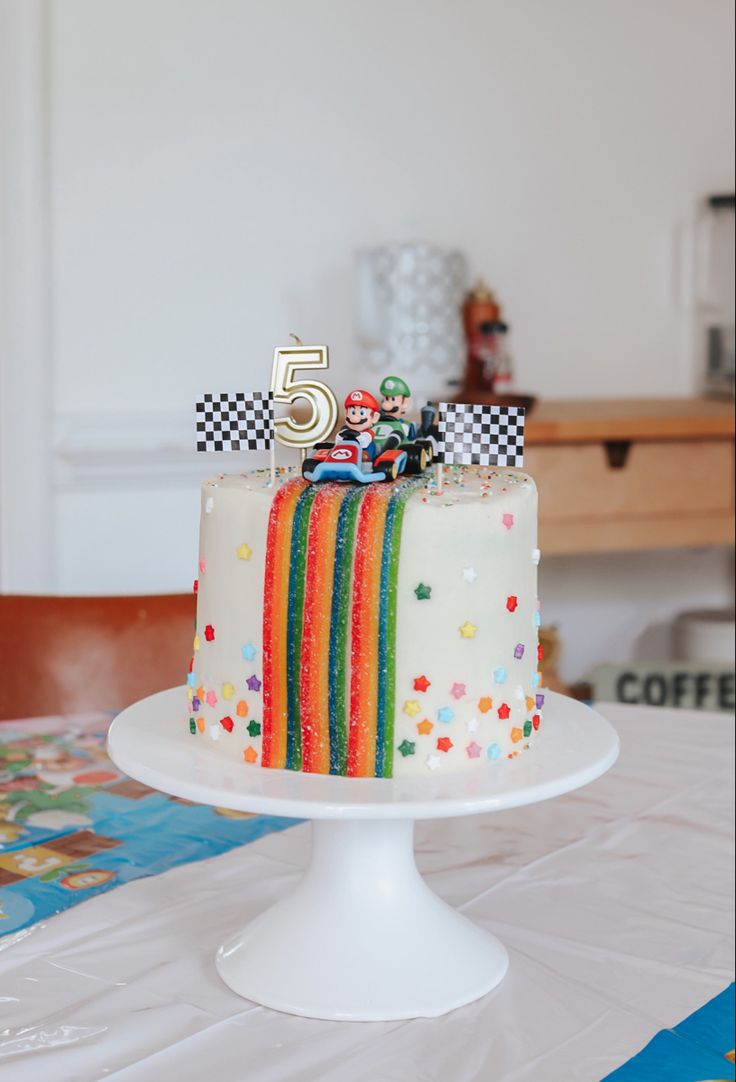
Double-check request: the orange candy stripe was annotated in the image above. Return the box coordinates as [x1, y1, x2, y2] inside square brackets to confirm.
[300, 486, 341, 773]
[262, 480, 306, 768]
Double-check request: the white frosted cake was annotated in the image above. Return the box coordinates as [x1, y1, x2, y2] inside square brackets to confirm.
[187, 466, 542, 777]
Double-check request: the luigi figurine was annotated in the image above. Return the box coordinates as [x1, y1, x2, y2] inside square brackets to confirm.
[378, 375, 417, 449]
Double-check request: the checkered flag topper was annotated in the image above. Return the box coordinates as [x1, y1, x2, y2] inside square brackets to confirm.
[195, 392, 274, 452]
[437, 402, 525, 467]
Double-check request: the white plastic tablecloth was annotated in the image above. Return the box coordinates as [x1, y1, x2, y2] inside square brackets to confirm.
[0, 703, 733, 1082]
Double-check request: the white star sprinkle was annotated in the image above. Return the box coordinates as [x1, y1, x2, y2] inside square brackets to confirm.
[514, 685, 525, 701]
[426, 754, 441, 771]
[531, 548, 541, 565]
[466, 717, 479, 733]
[205, 497, 214, 514]
[462, 567, 478, 583]
[209, 725, 220, 741]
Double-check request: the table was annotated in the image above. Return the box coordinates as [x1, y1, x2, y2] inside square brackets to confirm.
[1, 702, 733, 1082]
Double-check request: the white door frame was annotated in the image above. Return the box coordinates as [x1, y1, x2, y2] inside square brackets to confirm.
[0, 0, 53, 591]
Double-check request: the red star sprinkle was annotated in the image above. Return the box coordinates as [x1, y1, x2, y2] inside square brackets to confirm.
[188, 656, 194, 673]
[413, 675, 431, 693]
[436, 736, 453, 753]
[193, 579, 198, 594]
[506, 596, 518, 612]
[497, 703, 511, 720]
[532, 713, 541, 730]
[538, 643, 544, 661]
[204, 624, 215, 641]
[220, 716, 234, 733]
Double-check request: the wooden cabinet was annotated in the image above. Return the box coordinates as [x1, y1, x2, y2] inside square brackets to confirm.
[523, 398, 735, 555]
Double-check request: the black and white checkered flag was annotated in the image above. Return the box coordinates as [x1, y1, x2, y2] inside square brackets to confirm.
[437, 402, 525, 467]
[195, 392, 274, 452]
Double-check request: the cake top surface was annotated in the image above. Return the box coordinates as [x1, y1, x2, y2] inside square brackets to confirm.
[203, 465, 536, 508]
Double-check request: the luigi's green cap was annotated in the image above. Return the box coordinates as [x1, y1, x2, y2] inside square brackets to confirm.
[379, 375, 411, 398]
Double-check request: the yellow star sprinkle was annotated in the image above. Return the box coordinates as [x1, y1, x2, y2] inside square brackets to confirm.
[187, 688, 193, 701]
[236, 543, 253, 561]
[459, 621, 478, 639]
[402, 699, 421, 717]
[221, 682, 235, 700]
[193, 635, 200, 652]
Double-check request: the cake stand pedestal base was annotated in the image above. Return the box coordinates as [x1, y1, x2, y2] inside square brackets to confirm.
[216, 818, 507, 1020]
[107, 687, 619, 1021]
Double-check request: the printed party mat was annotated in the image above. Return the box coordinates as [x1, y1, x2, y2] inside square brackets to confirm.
[0, 715, 295, 936]
[602, 983, 735, 1082]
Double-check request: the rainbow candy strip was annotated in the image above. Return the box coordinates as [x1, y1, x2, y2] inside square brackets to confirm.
[262, 477, 418, 777]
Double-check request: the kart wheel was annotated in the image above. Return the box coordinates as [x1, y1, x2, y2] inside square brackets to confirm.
[416, 439, 434, 463]
[404, 445, 429, 474]
[384, 460, 399, 482]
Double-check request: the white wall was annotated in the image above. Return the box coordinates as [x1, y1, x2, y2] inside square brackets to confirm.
[2, 0, 734, 680]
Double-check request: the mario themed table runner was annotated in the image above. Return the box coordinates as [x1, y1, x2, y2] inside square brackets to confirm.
[0, 715, 294, 936]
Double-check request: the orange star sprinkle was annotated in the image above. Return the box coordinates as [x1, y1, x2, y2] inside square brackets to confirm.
[236, 700, 249, 717]
[196, 717, 205, 733]
[525, 696, 535, 712]
[510, 727, 523, 743]
[416, 718, 434, 735]
[243, 746, 258, 764]
[478, 696, 493, 714]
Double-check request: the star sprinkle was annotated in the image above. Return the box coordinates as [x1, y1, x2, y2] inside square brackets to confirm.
[449, 682, 466, 700]
[525, 696, 535, 712]
[204, 624, 215, 642]
[247, 720, 262, 737]
[193, 634, 200, 652]
[241, 642, 257, 661]
[538, 643, 544, 661]
[532, 713, 541, 730]
[459, 621, 477, 639]
[205, 497, 214, 513]
[398, 739, 416, 757]
[210, 725, 220, 741]
[532, 672, 541, 687]
[514, 643, 525, 659]
[436, 736, 453, 753]
[236, 700, 248, 717]
[243, 746, 258, 764]
[436, 706, 454, 723]
[246, 674, 262, 692]
[466, 717, 479, 733]
[189, 718, 196, 734]
[403, 699, 421, 717]
[205, 690, 218, 707]
[219, 716, 234, 733]
[186, 672, 197, 688]
[236, 543, 253, 561]
[193, 579, 198, 594]
[493, 667, 507, 684]
[487, 743, 501, 760]
[536, 694, 545, 709]
[478, 697, 493, 714]
[199, 558, 206, 574]
[523, 720, 532, 738]
[497, 703, 511, 720]
[466, 741, 482, 759]
[416, 719, 434, 735]
[502, 513, 514, 530]
[506, 596, 518, 613]
[196, 717, 205, 733]
[413, 675, 431, 693]
[462, 567, 478, 583]
[532, 548, 541, 565]
[514, 685, 525, 701]
[426, 754, 441, 771]
[510, 727, 523, 743]
[414, 583, 432, 600]
[221, 682, 235, 701]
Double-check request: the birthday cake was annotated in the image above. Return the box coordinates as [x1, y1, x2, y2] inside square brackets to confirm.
[187, 420, 542, 777]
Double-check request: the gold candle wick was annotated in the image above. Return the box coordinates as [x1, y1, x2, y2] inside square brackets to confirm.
[289, 333, 303, 346]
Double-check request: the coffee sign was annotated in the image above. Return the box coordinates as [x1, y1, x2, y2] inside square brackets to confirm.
[586, 663, 735, 712]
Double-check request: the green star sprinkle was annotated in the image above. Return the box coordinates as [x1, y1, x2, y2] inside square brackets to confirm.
[523, 719, 532, 738]
[189, 718, 196, 734]
[414, 583, 432, 600]
[398, 739, 416, 757]
[247, 720, 262, 737]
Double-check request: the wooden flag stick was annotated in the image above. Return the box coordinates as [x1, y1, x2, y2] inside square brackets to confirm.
[269, 442, 276, 486]
[436, 461, 443, 494]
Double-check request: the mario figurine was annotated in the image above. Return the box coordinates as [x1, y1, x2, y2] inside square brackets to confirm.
[335, 389, 382, 459]
[378, 375, 416, 448]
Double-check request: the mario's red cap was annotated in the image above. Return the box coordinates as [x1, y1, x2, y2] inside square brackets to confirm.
[344, 389, 380, 412]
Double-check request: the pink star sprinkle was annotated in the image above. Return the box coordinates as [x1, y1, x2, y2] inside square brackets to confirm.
[502, 513, 514, 530]
[205, 690, 217, 707]
[466, 741, 482, 758]
[449, 681, 466, 700]
[199, 558, 206, 574]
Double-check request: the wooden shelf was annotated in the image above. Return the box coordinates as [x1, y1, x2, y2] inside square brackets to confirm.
[520, 397, 735, 555]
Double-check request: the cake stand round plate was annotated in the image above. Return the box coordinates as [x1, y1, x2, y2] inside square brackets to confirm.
[107, 688, 619, 1021]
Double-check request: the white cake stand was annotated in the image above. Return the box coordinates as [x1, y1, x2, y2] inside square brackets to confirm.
[107, 687, 618, 1021]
